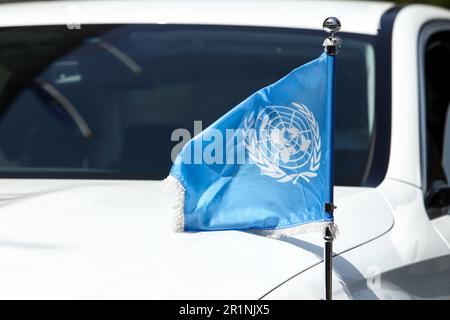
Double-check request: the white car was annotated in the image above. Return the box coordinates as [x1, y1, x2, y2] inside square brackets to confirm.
[0, 0, 449, 300]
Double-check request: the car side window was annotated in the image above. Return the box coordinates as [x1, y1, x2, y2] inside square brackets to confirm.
[422, 29, 450, 218]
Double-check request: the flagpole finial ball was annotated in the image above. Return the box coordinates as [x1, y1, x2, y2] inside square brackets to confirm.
[323, 17, 341, 34]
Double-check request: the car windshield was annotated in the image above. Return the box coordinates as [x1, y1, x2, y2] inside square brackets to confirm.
[0, 25, 376, 186]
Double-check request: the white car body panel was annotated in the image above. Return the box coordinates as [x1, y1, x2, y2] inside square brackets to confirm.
[0, 0, 449, 299]
[265, 179, 450, 299]
[0, 180, 392, 299]
[0, 0, 392, 35]
[387, 5, 450, 187]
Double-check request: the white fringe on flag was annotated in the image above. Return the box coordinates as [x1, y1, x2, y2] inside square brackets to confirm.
[162, 175, 185, 232]
[162, 175, 338, 239]
[250, 221, 339, 239]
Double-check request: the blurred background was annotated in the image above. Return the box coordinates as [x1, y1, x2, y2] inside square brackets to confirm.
[0, 0, 448, 9]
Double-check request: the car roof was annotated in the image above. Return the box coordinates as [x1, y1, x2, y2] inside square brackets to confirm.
[0, 0, 394, 35]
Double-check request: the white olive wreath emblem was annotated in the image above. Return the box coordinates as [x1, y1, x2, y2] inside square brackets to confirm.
[243, 102, 321, 184]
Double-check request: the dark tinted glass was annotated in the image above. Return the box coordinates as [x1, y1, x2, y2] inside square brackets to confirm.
[0, 25, 375, 185]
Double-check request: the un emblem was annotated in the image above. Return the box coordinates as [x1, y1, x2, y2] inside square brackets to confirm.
[243, 102, 321, 184]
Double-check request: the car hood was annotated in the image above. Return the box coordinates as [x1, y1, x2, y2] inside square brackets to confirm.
[0, 179, 393, 299]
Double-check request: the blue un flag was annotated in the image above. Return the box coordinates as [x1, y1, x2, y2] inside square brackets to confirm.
[165, 52, 337, 238]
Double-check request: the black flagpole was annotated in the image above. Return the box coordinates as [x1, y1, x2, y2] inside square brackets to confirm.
[324, 227, 334, 300]
[322, 17, 341, 301]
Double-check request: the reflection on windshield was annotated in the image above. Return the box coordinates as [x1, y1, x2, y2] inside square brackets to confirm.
[0, 25, 375, 185]
[91, 38, 143, 75]
[32, 78, 94, 139]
